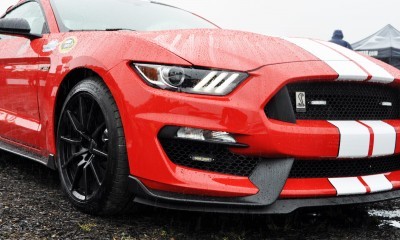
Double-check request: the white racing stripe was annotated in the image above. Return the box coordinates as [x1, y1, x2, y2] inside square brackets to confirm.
[318, 40, 395, 83]
[360, 121, 396, 156]
[329, 177, 367, 196]
[325, 61, 370, 81]
[283, 37, 347, 61]
[328, 121, 370, 158]
[361, 174, 393, 193]
[283, 37, 368, 81]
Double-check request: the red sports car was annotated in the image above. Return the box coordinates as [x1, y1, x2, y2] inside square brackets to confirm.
[1, 0, 400, 215]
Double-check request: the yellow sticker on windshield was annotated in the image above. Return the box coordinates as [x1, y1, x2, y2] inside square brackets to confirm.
[59, 37, 78, 54]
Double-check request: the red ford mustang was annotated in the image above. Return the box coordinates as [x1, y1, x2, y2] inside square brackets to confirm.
[2, 0, 400, 215]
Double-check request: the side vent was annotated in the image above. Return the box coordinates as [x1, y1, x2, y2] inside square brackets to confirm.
[265, 86, 296, 123]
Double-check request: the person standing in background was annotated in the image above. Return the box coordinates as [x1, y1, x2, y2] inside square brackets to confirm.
[330, 30, 353, 49]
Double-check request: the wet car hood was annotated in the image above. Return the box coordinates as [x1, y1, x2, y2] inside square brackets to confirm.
[133, 29, 321, 71]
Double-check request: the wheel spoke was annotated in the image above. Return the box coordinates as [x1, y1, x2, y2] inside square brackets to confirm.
[86, 99, 95, 131]
[66, 110, 83, 134]
[62, 148, 88, 169]
[92, 122, 105, 139]
[78, 96, 85, 130]
[60, 136, 82, 145]
[90, 162, 101, 186]
[70, 162, 84, 191]
[92, 148, 108, 159]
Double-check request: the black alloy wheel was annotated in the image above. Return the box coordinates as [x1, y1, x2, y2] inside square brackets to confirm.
[56, 78, 131, 215]
[58, 92, 108, 201]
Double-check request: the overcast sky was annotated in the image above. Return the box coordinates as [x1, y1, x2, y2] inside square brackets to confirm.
[0, 0, 399, 43]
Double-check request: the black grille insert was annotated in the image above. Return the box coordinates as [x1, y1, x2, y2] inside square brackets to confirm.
[267, 82, 400, 121]
[289, 155, 400, 178]
[159, 138, 262, 177]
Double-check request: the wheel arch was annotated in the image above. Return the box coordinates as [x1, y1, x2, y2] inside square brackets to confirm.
[52, 66, 130, 147]
[53, 67, 102, 139]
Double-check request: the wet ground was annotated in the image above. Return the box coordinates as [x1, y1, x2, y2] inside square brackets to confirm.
[1, 151, 400, 240]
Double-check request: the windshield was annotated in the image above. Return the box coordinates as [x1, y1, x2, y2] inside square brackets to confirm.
[51, 0, 218, 32]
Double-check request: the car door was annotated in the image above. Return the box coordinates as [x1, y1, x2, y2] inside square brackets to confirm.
[0, 1, 48, 149]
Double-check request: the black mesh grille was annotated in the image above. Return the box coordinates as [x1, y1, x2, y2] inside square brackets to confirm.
[269, 82, 400, 121]
[289, 155, 400, 178]
[159, 138, 262, 177]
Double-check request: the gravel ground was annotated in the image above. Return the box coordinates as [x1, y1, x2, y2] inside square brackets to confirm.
[1, 150, 400, 240]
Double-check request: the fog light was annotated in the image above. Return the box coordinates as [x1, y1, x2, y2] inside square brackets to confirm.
[177, 127, 236, 143]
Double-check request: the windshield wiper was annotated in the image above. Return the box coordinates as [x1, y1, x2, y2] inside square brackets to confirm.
[105, 28, 136, 32]
[69, 28, 136, 32]
[69, 29, 103, 32]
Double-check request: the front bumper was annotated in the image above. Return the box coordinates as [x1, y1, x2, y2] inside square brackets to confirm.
[107, 60, 400, 210]
[128, 171, 400, 214]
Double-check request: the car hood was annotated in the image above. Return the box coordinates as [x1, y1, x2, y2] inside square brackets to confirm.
[133, 29, 322, 71]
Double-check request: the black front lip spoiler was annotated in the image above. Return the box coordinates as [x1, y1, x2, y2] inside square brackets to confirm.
[128, 158, 400, 214]
[129, 175, 400, 214]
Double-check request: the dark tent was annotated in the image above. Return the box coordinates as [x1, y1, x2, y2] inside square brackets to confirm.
[352, 24, 400, 69]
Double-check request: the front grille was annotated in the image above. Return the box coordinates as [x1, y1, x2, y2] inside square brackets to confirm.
[289, 155, 400, 178]
[267, 81, 400, 121]
[159, 138, 262, 177]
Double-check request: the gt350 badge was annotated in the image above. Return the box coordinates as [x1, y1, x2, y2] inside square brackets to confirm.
[296, 92, 306, 112]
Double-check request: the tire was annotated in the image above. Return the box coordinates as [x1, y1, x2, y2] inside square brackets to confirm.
[56, 77, 132, 215]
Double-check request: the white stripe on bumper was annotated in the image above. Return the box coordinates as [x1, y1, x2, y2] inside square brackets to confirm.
[329, 177, 367, 196]
[360, 121, 396, 156]
[361, 174, 393, 193]
[329, 174, 393, 196]
[328, 121, 370, 158]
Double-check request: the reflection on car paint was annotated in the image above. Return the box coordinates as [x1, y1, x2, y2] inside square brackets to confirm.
[0, 109, 41, 131]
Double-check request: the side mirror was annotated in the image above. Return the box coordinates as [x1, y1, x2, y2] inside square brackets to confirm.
[0, 18, 42, 39]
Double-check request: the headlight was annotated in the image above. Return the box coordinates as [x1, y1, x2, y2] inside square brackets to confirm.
[133, 63, 248, 96]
